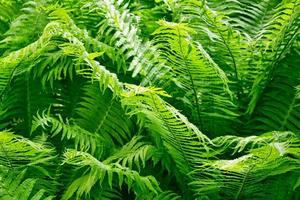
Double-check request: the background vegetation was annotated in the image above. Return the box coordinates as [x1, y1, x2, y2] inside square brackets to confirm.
[0, 0, 299, 199]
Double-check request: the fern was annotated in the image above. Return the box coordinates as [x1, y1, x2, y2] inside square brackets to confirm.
[62, 149, 162, 199]
[74, 83, 133, 146]
[190, 132, 300, 199]
[105, 136, 157, 171]
[247, 51, 300, 134]
[0, 0, 299, 199]
[0, 0, 49, 53]
[0, 169, 54, 200]
[0, 131, 55, 168]
[121, 84, 212, 176]
[32, 110, 112, 157]
[0, 131, 57, 198]
[152, 20, 238, 135]
[246, 0, 300, 114]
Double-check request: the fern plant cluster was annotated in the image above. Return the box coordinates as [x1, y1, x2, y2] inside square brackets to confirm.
[0, 0, 299, 199]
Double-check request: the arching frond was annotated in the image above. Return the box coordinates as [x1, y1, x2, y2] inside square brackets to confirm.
[0, 131, 55, 169]
[0, 1, 299, 199]
[207, 0, 281, 37]
[62, 149, 162, 200]
[213, 131, 298, 155]
[0, 73, 55, 132]
[173, 0, 253, 92]
[105, 136, 157, 171]
[96, 0, 163, 77]
[74, 83, 133, 146]
[246, 51, 300, 134]
[152, 20, 238, 135]
[0, 27, 49, 95]
[247, 0, 300, 114]
[0, 0, 49, 54]
[0, 169, 54, 200]
[121, 84, 212, 176]
[32, 111, 113, 157]
[151, 191, 181, 200]
[190, 132, 300, 199]
[0, 131, 57, 197]
[63, 0, 171, 82]
[0, 0, 24, 40]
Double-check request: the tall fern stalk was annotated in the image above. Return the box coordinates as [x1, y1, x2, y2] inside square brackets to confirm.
[0, 0, 299, 199]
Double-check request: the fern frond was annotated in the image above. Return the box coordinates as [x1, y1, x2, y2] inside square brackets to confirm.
[32, 111, 113, 157]
[151, 191, 181, 200]
[0, 8, 122, 97]
[247, 0, 300, 114]
[0, 0, 49, 53]
[105, 136, 157, 171]
[213, 131, 297, 155]
[0, 131, 57, 197]
[64, 0, 170, 82]
[0, 169, 54, 200]
[62, 149, 162, 200]
[58, 39, 124, 95]
[190, 132, 300, 199]
[152, 20, 238, 135]
[96, 0, 160, 76]
[0, 0, 23, 40]
[0, 21, 64, 96]
[174, 0, 253, 90]
[0, 1, 299, 199]
[0, 131, 55, 168]
[246, 51, 300, 134]
[0, 70, 63, 133]
[74, 83, 133, 146]
[207, 0, 280, 37]
[121, 84, 212, 175]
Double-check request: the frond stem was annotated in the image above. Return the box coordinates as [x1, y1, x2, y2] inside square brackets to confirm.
[94, 97, 114, 134]
[26, 70, 32, 135]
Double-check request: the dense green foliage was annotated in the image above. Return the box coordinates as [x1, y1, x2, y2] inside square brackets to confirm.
[0, 0, 300, 199]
